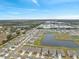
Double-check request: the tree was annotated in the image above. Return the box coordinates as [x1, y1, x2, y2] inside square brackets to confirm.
[16, 29, 20, 36]
[7, 34, 13, 40]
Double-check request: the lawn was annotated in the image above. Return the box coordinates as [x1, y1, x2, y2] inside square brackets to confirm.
[34, 34, 45, 46]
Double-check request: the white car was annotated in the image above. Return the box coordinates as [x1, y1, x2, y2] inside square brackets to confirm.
[9, 46, 16, 50]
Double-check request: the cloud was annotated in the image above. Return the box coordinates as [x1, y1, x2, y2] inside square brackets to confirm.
[32, 0, 39, 6]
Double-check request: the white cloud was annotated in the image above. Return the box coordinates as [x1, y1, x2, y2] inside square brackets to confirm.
[19, 0, 40, 6]
[1, 14, 79, 20]
[53, 15, 79, 19]
[32, 0, 39, 6]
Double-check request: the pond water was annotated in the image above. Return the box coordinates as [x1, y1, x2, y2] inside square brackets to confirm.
[41, 34, 79, 48]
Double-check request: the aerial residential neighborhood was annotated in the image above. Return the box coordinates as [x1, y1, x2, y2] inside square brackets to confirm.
[0, 20, 79, 59]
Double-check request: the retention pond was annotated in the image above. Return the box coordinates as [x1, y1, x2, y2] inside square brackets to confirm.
[41, 34, 79, 48]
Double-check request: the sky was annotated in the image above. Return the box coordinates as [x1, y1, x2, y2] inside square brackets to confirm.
[0, 0, 79, 19]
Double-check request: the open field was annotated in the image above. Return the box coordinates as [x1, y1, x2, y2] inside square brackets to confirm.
[34, 34, 45, 46]
[54, 32, 79, 45]
[55, 32, 71, 40]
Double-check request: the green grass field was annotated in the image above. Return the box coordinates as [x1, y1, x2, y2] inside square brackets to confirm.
[55, 32, 71, 40]
[34, 34, 45, 46]
[71, 36, 79, 40]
